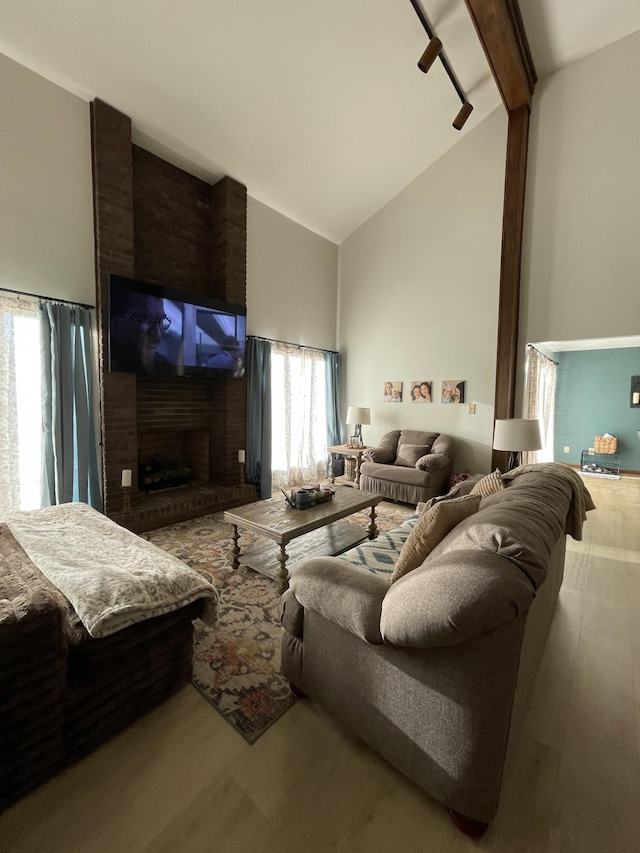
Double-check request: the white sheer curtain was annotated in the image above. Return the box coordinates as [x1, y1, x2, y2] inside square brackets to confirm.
[523, 345, 557, 464]
[0, 293, 42, 520]
[270, 342, 328, 490]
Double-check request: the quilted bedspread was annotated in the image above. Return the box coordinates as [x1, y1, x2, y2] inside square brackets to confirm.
[6, 502, 218, 638]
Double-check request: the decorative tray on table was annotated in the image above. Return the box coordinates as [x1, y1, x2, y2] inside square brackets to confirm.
[281, 485, 336, 510]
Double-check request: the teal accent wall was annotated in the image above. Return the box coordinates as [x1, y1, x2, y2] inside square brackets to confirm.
[555, 348, 640, 472]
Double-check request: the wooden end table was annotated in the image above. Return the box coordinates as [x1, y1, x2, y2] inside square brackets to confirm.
[328, 444, 368, 488]
[223, 487, 382, 593]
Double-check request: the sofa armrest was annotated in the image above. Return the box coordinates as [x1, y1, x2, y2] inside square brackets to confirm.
[431, 433, 455, 458]
[279, 588, 304, 637]
[362, 446, 395, 464]
[380, 550, 534, 648]
[416, 452, 451, 472]
[289, 558, 388, 643]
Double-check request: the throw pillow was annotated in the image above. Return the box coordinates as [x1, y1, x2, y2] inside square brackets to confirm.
[390, 493, 481, 583]
[418, 485, 462, 515]
[470, 469, 505, 499]
[395, 443, 429, 467]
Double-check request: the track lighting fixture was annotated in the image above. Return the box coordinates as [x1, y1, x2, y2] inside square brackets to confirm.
[409, 0, 473, 131]
[453, 101, 474, 130]
[417, 37, 442, 74]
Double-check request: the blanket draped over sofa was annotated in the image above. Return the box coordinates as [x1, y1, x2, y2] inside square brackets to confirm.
[502, 462, 595, 539]
[6, 502, 218, 637]
[1, 503, 218, 813]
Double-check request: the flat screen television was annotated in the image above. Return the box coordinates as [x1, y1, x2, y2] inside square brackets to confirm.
[108, 275, 247, 378]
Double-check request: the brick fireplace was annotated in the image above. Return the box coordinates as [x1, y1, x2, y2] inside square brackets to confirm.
[91, 99, 256, 531]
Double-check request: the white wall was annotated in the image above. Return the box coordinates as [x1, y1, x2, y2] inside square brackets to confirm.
[247, 198, 338, 351]
[521, 30, 640, 346]
[0, 54, 95, 304]
[338, 107, 507, 474]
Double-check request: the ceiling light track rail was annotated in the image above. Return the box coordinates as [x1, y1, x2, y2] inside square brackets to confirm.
[409, 0, 473, 129]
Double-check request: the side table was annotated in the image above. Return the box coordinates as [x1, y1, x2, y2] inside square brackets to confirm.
[328, 444, 368, 489]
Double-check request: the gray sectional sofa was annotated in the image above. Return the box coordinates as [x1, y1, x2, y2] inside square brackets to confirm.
[280, 464, 595, 835]
[359, 429, 455, 504]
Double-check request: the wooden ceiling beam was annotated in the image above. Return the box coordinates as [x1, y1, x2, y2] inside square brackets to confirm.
[464, 0, 536, 110]
[463, 0, 537, 471]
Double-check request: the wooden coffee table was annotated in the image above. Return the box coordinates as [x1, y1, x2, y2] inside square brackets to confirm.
[223, 487, 382, 593]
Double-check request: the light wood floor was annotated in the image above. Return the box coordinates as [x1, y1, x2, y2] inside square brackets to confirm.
[1, 477, 638, 852]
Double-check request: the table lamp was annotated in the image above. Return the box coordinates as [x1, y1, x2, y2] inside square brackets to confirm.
[493, 418, 543, 471]
[346, 407, 371, 446]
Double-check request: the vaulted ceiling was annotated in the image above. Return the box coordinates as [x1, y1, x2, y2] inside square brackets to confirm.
[1, 1, 639, 243]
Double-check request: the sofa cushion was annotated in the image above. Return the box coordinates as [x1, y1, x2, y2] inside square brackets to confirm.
[398, 430, 438, 450]
[395, 443, 430, 467]
[381, 549, 535, 647]
[360, 461, 433, 486]
[425, 472, 574, 590]
[470, 469, 505, 498]
[390, 494, 481, 583]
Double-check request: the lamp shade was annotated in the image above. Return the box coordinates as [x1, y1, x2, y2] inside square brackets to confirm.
[493, 418, 543, 451]
[346, 407, 371, 426]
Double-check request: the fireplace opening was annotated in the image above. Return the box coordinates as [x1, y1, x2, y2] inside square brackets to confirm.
[137, 429, 210, 492]
[138, 459, 194, 492]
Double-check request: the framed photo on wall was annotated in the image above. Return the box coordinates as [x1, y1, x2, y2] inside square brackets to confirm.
[441, 380, 465, 404]
[410, 381, 432, 402]
[383, 381, 403, 402]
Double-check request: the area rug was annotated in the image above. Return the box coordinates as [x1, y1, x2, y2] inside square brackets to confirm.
[145, 501, 411, 743]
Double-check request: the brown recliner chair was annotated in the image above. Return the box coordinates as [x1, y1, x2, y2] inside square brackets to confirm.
[359, 429, 454, 504]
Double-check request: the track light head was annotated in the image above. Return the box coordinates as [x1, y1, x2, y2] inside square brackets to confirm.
[453, 101, 473, 130]
[417, 37, 442, 73]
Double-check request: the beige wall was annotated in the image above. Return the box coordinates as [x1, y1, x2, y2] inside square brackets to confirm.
[247, 198, 338, 351]
[338, 107, 507, 473]
[521, 30, 640, 346]
[0, 54, 95, 304]
[1, 54, 339, 353]
[8, 31, 637, 476]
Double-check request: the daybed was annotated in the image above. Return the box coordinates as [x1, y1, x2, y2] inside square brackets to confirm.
[280, 464, 595, 835]
[0, 503, 218, 813]
[359, 429, 455, 504]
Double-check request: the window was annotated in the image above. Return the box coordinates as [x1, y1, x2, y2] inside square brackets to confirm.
[523, 345, 557, 464]
[0, 295, 42, 519]
[270, 342, 328, 490]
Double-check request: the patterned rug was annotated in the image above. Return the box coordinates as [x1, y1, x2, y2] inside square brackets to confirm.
[145, 501, 411, 743]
